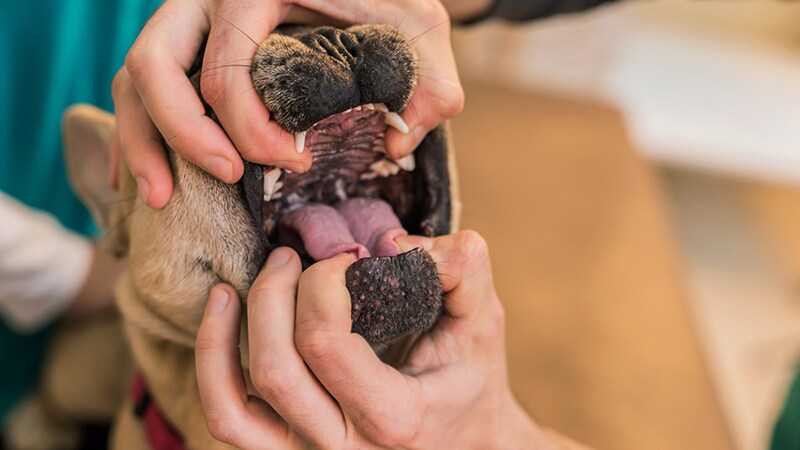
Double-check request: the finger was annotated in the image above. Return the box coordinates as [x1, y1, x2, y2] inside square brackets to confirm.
[112, 68, 173, 209]
[295, 254, 420, 436]
[125, 1, 245, 188]
[395, 231, 495, 319]
[395, 232, 504, 374]
[202, 1, 311, 172]
[247, 248, 345, 447]
[385, 20, 464, 159]
[196, 284, 289, 449]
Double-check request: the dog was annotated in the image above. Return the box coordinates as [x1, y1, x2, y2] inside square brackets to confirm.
[63, 24, 459, 449]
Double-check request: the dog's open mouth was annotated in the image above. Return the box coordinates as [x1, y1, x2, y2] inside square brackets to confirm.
[243, 103, 447, 345]
[262, 104, 413, 261]
[235, 24, 453, 345]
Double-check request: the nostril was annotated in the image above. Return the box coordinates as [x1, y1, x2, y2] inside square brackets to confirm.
[341, 33, 359, 56]
[311, 29, 359, 65]
[316, 35, 338, 58]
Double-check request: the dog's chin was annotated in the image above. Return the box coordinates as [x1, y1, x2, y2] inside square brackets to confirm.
[240, 103, 445, 345]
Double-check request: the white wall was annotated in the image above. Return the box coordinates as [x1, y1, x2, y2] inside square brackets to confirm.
[452, 0, 800, 185]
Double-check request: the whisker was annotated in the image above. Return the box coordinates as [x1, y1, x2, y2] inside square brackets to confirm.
[214, 14, 259, 47]
[408, 19, 450, 45]
[94, 195, 138, 210]
[96, 202, 143, 247]
[202, 63, 253, 72]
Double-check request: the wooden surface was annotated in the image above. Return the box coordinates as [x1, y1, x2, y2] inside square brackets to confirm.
[663, 169, 800, 449]
[450, 84, 733, 450]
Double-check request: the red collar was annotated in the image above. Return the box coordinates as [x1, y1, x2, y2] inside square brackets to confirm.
[131, 374, 186, 450]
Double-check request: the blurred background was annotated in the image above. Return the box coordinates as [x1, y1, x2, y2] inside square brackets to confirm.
[448, 1, 800, 449]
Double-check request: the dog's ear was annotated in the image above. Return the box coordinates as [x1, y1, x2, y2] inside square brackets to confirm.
[62, 104, 130, 257]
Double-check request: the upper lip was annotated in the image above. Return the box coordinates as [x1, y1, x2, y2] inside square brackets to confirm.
[292, 103, 410, 154]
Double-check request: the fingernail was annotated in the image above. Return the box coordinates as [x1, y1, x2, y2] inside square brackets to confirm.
[136, 177, 151, 203]
[266, 248, 292, 268]
[208, 287, 230, 314]
[204, 156, 234, 182]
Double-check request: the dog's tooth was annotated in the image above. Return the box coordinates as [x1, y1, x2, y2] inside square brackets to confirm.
[344, 108, 352, 114]
[365, 103, 375, 111]
[361, 171, 379, 181]
[264, 168, 282, 201]
[370, 159, 400, 178]
[373, 139, 387, 154]
[293, 131, 306, 154]
[375, 103, 389, 113]
[354, 105, 362, 111]
[394, 154, 415, 171]
[384, 112, 410, 134]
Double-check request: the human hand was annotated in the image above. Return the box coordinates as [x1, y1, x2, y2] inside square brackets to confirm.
[195, 231, 585, 449]
[113, 0, 464, 209]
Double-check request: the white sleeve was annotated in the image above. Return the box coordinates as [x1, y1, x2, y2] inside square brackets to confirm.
[0, 192, 93, 333]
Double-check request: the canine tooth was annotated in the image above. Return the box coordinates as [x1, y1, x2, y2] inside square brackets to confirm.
[365, 103, 375, 111]
[264, 168, 282, 201]
[294, 131, 306, 154]
[354, 105, 362, 111]
[394, 154, 415, 171]
[344, 108, 352, 114]
[384, 112, 409, 134]
[375, 103, 389, 113]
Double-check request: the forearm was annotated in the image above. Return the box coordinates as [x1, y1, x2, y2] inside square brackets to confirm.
[441, 0, 620, 23]
[494, 395, 591, 450]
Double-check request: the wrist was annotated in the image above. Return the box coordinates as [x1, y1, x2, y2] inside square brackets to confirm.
[490, 394, 544, 449]
[493, 396, 591, 449]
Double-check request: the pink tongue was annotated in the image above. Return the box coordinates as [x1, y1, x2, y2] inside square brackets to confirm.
[279, 205, 369, 261]
[278, 199, 407, 260]
[336, 198, 407, 257]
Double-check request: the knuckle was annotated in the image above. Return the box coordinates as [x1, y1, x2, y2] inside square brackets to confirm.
[111, 69, 131, 100]
[416, 0, 450, 27]
[206, 416, 238, 444]
[294, 327, 335, 362]
[445, 85, 465, 117]
[124, 44, 151, 79]
[367, 412, 421, 447]
[250, 363, 299, 400]
[455, 230, 489, 260]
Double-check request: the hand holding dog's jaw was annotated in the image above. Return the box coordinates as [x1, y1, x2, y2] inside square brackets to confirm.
[115, 0, 464, 209]
[195, 232, 588, 450]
